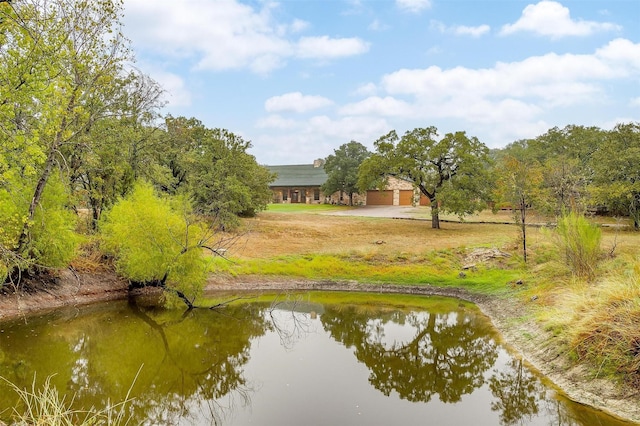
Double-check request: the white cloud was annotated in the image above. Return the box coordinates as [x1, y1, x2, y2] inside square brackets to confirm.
[352, 83, 378, 96]
[596, 38, 640, 70]
[253, 115, 391, 164]
[396, 0, 431, 14]
[256, 114, 297, 129]
[453, 24, 491, 37]
[307, 115, 391, 141]
[369, 19, 390, 31]
[124, 0, 369, 74]
[289, 19, 310, 34]
[339, 96, 413, 116]
[265, 92, 334, 113]
[431, 20, 491, 37]
[501, 1, 621, 38]
[328, 38, 639, 147]
[296, 36, 370, 59]
[381, 39, 640, 104]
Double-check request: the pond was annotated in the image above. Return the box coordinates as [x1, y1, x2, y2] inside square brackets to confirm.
[0, 292, 633, 426]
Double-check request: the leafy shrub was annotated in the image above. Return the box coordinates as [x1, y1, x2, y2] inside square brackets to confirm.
[0, 174, 80, 283]
[554, 211, 601, 279]
[99, 181, 211, 304]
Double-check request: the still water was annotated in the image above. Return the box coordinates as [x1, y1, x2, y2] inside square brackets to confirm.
[0, 292, 632, 426]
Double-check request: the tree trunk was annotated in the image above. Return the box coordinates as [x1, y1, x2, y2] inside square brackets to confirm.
[16, 148, 56, 252]
[631, 193, 640, 230]
[430, 197, 440, 229]
[520, 197, 527, 263]
[17, 90, 77, 252]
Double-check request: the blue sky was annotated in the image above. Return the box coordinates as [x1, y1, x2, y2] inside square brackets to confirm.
[122, 0, 640, 165]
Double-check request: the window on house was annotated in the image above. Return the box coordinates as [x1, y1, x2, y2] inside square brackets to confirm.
[282, 190, 288, 201]
[314, 189, 320, 201]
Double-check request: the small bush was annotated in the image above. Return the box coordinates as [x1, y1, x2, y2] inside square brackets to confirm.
[100, 182, 211, 304]
[555, 211, 602, 279]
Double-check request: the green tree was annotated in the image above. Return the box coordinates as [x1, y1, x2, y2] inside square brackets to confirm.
[493, 154, 546, 263]
[321, 141, 370, 205]
[359, 127, 492, 229]
[99, 182, 217, 308]
[67, 71, 165, 229]
[527, 125, 604, 214]
[0, 172, 81, 284]
[590, 122, 640, 229]
[158, 116, 275, 228]
[0, 0, 136, 279]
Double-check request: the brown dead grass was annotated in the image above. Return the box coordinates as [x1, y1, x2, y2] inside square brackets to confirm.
[224, 210, 639, 275]
[230, 211, 531, 260]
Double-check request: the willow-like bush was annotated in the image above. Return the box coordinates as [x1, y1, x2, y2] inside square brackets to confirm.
[99, 182, 211, 305]
[555, 211, 601, 279]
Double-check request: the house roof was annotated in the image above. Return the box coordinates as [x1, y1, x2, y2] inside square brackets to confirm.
[266, 164, 328, 187]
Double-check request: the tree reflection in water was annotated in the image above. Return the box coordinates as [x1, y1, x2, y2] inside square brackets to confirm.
[320, 305, 499, 403]
[490, 358, 546, 425]
[0, 294, 634, 426]
[0, 298, 270, 425]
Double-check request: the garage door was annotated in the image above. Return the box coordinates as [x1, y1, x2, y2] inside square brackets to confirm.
[399, 190, 414, 206]
[366, 190, 393, 205]
[419, 195, 431, 206]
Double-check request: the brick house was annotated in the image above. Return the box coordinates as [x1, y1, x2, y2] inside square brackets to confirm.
[266, 160, 329, 204]
[266, 159, 428, 206]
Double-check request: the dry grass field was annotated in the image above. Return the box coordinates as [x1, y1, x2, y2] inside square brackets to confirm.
[233, 213, 516, 259]
[228, 207, 636, 262]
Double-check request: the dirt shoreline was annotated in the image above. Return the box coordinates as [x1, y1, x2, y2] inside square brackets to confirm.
[1, 270, 639, 424]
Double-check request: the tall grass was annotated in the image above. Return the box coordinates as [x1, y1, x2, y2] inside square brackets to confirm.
[2, 373, 136, 426]
[554, 211, 602, 279]
[562, 262, 640, 386]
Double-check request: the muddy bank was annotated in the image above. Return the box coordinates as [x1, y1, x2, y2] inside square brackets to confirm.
[0, 271, 638, 424]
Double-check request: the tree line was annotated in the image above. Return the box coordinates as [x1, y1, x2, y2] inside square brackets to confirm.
[0, 0, 274, 306]
[325, 123, 639, 263]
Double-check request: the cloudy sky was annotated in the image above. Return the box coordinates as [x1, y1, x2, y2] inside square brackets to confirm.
[122, 0, 640, 165]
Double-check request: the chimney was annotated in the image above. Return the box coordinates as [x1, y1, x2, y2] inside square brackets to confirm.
[313, 158, 325, 168]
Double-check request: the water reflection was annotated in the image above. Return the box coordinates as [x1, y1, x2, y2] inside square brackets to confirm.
[0, 297, 268, 425]
[0, 293, 633, 426]
[490, 358, 546, 425]
[321, 307, 498, 403]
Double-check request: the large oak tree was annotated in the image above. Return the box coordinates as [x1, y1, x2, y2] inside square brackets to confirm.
[358, 127, 492, 229]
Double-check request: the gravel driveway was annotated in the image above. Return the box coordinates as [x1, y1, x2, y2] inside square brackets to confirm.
[324, 205, 424, 218]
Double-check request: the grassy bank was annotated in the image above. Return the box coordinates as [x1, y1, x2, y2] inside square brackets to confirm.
[215, 205, 640, 391]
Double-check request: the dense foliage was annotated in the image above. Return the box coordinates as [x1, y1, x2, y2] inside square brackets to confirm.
[0, 0, 273, 292]
[159, 116, 274, 228]
[359, 127, 493, 228]
[321, 141, 370, 206]
[99, 182, 213, 307]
